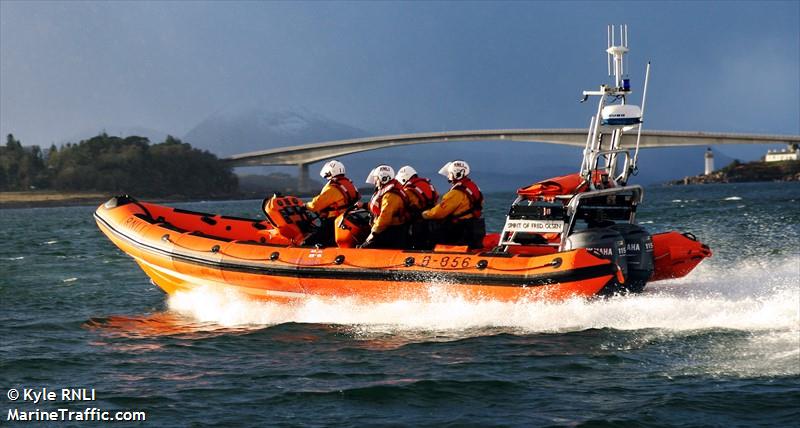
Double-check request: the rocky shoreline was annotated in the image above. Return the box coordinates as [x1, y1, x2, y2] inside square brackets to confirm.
[0, 190, 316, 209]
[0, 191, 109, 209]
[669, 160, 800, 185]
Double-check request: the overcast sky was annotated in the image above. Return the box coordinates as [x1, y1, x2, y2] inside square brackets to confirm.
[1, 1, 798, 151]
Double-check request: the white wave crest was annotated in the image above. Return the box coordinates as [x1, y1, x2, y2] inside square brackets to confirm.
[168, 257, 799, 334]
[167, 257, 799, 376]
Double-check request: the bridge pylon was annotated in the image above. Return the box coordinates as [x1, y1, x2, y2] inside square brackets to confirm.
[298, 163, 310, 195]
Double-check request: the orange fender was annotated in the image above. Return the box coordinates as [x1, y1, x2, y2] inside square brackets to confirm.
[650, 231, 712, 282]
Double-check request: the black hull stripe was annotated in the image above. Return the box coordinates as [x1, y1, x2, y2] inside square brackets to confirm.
[95, 213, 615, 288]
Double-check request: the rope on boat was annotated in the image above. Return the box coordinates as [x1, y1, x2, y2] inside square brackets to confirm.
[482, 261, 561, 272]
[162, 234, 563, 273]
[164, 237, 401, 268]
[341, 261, 409, 270]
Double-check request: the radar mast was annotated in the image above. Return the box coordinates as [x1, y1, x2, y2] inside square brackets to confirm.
[580, 24, 650, 189]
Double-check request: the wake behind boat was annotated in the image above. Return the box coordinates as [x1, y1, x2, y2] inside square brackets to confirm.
[95, 25, 712, 303]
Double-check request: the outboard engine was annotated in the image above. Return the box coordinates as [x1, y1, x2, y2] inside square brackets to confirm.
[563, 228, 627, 295]
[610, 223, 654, 292]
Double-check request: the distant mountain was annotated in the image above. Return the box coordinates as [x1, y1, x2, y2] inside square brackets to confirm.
[183, 108, 368, 157]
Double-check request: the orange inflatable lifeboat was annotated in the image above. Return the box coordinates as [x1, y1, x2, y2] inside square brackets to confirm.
[94, 31, 716, 305]
[94, 189, 710, 303]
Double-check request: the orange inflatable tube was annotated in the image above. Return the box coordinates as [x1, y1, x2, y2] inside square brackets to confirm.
[94, 196, 625, 302]
[94, 196, 709, 303]
[650, 231, 712, 282]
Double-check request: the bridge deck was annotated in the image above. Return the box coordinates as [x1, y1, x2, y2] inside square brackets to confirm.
[226, 128, 800, 167]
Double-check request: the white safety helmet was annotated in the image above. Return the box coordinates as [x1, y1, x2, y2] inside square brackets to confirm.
[438, 160, 470, 181]
[319, 160, 346, 180]
[365, 164, 395, 186]
[395, 165, 418, 185]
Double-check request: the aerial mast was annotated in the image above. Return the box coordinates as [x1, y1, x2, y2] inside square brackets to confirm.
[580, 24, 649, 188]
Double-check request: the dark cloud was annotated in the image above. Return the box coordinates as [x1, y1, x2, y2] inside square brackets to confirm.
[1, 1, 798, 157]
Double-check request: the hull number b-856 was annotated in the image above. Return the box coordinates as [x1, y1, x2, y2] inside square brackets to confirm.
[419, 256, 472, 268]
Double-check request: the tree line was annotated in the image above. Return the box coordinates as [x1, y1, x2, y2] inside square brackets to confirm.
[0, 133, 238, 197]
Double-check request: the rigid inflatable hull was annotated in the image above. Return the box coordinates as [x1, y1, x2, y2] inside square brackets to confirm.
[94, 200, 621, 302]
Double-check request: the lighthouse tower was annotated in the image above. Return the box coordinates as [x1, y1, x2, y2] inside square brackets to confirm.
[704, 148, 714, 175]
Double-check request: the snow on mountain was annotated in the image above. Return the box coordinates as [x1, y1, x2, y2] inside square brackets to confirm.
[182, 108, 367, 157]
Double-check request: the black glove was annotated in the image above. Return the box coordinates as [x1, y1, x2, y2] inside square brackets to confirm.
[357, 232, 376, 248]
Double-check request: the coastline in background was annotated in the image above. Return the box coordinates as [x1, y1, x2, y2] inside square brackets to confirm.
[670, 159, 800, 185]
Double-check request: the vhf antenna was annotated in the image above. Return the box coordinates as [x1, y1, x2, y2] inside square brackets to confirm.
[607, 24, 629, 89]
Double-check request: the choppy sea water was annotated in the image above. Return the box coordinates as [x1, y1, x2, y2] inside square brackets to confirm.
[1, 182, 798, 427]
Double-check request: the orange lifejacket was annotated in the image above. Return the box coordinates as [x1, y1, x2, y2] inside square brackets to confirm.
[517, 173, 587, 198]
[262, 195, 319, 243]
[369, 179, 409, 218]
[450, 177, 483, 220]
[405, 176, 439, 210]
[591, 169, 615, 189]
[516, 170, 614, 201]
[320, 175, 360, 218]
[334, 209, 371, 248]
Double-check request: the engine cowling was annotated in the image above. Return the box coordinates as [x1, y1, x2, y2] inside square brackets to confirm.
[610, 223, 654, 292]
[564, 227, 628, 277]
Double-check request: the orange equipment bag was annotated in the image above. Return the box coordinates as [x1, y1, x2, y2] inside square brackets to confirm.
[334, 208, 372, 248]
[262, 195, 320, 243]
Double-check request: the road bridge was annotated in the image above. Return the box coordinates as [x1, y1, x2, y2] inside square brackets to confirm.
[224, 128, 800, 192]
